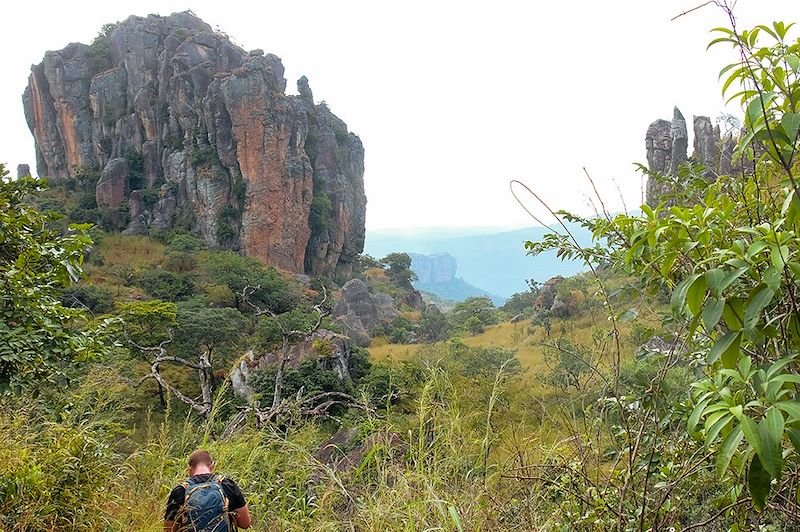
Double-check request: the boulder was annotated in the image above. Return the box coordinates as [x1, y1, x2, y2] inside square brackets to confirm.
[95, 158, 128, 208]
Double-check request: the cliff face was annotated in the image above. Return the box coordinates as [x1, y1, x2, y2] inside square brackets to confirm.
[22, 12, 366, 275]
[409, 253, 457, 284]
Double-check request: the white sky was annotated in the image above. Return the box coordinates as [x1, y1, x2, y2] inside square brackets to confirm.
[1, 1, 796, 229]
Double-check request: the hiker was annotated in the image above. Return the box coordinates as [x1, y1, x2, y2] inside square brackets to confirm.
[164, 449, 251, 531]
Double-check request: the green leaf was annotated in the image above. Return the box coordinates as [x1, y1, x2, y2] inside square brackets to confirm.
[705, 412, 733, 450]
[723, 298, 745, 330]
[739, 415, 764, 461]
[763, 266, 781, 291]
[744, 285, 774, 331]
[703, 297, 725, 330]
[788, 428, 800, 454]
[708, 331, 741, 367]
[687, 275, 707, 317]
[748, 454, 771, 511]
[671, 273, 702, 316]
[788, 53, 800, 74]
[760, 408, 784, 479]
[705, 269, 726, 296]
[771, 245, 791, 270]
[783, 112, 800, 141]
[776, 401, 800, 422]
[717, 425, 743, 477]
[688, 396, 713, 434]
[721, 266, 749, 292]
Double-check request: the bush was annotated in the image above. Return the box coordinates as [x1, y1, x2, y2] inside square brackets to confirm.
[201, 251, 298, 313]
[135, 269, 195, 301]
[0, 408, 119, 530]
[61, 284, 115, 314]
[250, 359, 352, 408]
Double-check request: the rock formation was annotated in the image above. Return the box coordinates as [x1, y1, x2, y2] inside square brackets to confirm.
[22, 12, 365, 276]
[409, 253, 457, 284]
[644, 107, 748, 206]
[230, 329, 352, 400]
[16, 164, 31, 178]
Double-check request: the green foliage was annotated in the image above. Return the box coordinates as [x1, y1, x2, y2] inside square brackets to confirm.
[61, 284, 115, 315]
[450, 296, 500, 335]
[73, 164, 102, 193]
[125, 151, 145, 190]
[500, 279, 540, 316]
[540, 338, 592, 391]
[0, 406, 120, 530]
[381, 252, 418, 287]
[115, 299, 177, 347]
[309, 193, 332, 236]
[201, 251, 297, 313]
[250, 359, 353, 408]
[417, 305, 450, 342]
[188, 143, 220, 167]
[163, 232, 203, 272]
[525, 17, 800, 519]
[88, 23, 118, 76]
[256, 307, 318, 346]
[0, 168, 109, 394]
[135, 268, 195, 301]
[174, 303, 248, 360]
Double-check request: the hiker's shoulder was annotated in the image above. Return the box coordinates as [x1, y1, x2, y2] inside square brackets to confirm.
[167, 482, 186, 501]
[216, 475, 240, 488]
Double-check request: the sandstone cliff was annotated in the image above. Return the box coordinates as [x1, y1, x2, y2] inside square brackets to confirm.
[23, 12, 366, 276]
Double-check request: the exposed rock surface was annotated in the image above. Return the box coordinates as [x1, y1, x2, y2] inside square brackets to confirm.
[534, 276, 564, 310]
[333, 279, 379, 346]
[22, 11, 365, 275]
[95, 157, 128, 207]
[409, 253, 457, 284]
[16, 164, 31, 178]
[332, 277, 422, 347]
[645, 107, 744, 206]
[230, 329, 352, 400]
[314, 429, 405, 473]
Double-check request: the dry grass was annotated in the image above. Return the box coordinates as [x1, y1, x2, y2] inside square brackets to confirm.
[370, 303, 663, 397]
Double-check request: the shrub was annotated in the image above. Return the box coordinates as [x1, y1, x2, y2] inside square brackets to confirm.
[61, 284, 115, 314]
[135, 269, 195, 301]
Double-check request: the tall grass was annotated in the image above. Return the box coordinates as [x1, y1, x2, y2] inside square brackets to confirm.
[2, 359, 563, 531]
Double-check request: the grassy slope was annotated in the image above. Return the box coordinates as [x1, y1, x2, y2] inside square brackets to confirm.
[370, 305, 664, 395]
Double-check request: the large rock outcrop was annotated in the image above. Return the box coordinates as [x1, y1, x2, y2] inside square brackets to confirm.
[22, 12, 365, 276]
[645, 107, 741, 206]
[409, 253, 457, 284]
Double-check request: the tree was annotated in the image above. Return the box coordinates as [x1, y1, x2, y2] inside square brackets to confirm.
[0, 167, 108, 394]
[450, 297, 499, 335]
[381, 252, 418, 288]
[523, 13, 800, 523]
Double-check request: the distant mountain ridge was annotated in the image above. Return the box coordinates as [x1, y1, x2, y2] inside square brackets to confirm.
[408, 253, 504, 305]
[365, 224, 592, 298]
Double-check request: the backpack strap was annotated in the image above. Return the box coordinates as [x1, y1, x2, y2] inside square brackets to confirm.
[213, 474, 230, 513]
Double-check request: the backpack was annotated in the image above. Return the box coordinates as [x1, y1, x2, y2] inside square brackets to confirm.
[178, 475, 231, 532]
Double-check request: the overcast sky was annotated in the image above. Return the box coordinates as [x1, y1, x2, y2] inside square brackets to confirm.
[1, 1, 796, 229]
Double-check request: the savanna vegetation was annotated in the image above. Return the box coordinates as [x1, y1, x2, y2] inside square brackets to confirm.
[5, 6, 800, 531]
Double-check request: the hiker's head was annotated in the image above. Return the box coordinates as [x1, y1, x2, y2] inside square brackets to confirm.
[187, 449, 214, 475]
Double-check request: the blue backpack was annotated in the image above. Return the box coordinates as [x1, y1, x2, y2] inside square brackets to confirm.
[178, 475, 231, 532]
